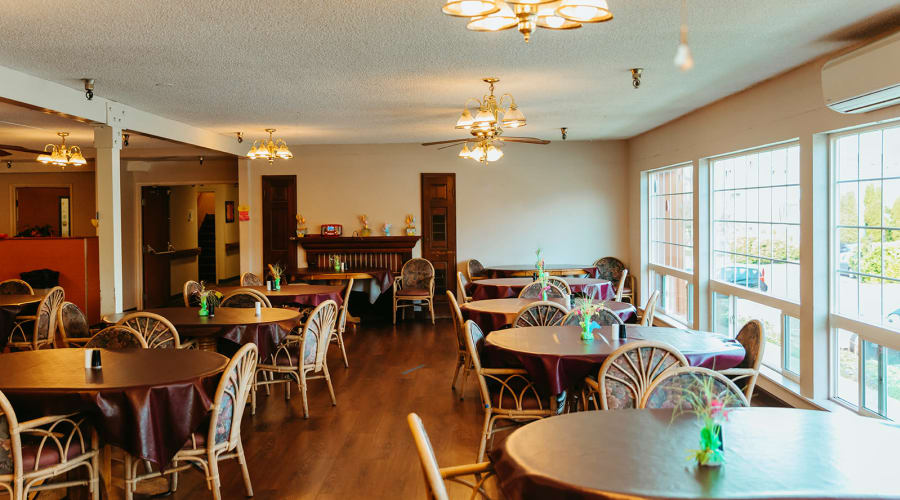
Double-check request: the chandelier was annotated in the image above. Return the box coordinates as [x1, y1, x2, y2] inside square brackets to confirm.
[36, 132, 87, 168]
[247, 128, 293, 164]
[422, 77, 549, 164]
[442, 0, 612, 42]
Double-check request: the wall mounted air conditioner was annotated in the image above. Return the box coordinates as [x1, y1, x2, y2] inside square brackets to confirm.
[822, 30, 900, 114]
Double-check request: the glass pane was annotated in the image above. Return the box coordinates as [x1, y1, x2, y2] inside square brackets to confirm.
[835, 329, 859, 406]
[836, 272, 859, 317]
[885, 127, 900, 178]
[862, 340, 881, 414]
[859, 130, 882, 180]
[772, 148, 787, 186]
[887, 346, 900, 420]
[735, 298, 782, 371]
[661, 274, 691, 325]
[712, 293, 732, 335]
[885, 278, 900, 331]
[885, 179, 900, 229]
[837, 182, 859, 227]
[860, 181, 881, 227]
[837, 134, 859, 181]
[786, 315, 800, 374]
[787, 146, 800, 185]
[859, 276, 882, 324]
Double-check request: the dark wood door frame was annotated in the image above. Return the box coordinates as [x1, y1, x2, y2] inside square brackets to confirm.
[261, 175, 298, 277]
[140, 186, 171, 308]
[420, 173, 457, 302]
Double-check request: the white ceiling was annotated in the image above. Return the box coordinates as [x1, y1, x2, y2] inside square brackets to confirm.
[0, 1, 897, 145]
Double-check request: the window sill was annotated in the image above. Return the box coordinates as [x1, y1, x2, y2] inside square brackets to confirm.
[756, 367, 863, 417]
[651, 311, 691, 330]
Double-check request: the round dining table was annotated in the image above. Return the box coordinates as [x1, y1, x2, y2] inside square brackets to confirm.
[0, 348, 228, 467]
[485, 325, 745, 396]
[465, 277, 613, 301]
[213, 283, 345, 307]
[483, 264, 597, 279]
[491, 408, 900, 500]
[461, 298, 636, 332]
[0, 293, 43, 350]
[103, 307, 300, 360]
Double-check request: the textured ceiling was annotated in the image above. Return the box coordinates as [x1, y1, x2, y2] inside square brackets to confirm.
[0, 1, 897, 145]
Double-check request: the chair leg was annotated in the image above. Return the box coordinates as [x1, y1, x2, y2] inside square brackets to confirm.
[451, 356, 463, 390]
[236, 439, 254, 497]
[208, 452, 222, 500]
[337, 331, 349, 368]
[91, 436, 101, 500]
[428, 298, 435, 325]
[477, 411, 492, 463]
[300, 370, 310, 419]
[251, 377, 258, 415]
[323, 362, 337, 406]
[171, 459, 180, 492]
[124, 452, 134, 500]
[393, 299, 397, 324]
[459, 358, 470, 401]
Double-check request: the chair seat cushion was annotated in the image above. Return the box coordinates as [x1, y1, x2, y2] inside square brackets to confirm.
[397, 288, 430, 297]
[21, 439, 85, 471]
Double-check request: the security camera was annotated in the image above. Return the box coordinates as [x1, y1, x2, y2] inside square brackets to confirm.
[236, 132, 244, 144]
[631, 68, 643, 89]
[83, 79, 95, 100]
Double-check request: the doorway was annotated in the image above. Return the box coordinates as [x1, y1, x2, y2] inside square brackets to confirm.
[197, 191, 216, 283]
[15, 186, 71, 237]
[420, 173, 457, 301]
[261, 175, 297, 276]
[141, 186, 171, 308]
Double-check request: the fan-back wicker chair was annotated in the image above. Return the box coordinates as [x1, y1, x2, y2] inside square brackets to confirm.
[614, 269, 628, 302]
[240, 272, 264, 286]
[85, 326, 148, 349]
[641, 366, 749, 409]
[124, 344, 258, 500]
[593, 257, 635, 304]
[581, 341, 688, 411]
[57, 301, 98, 348]
[407, 413, 494, 500]
[465, 259, 487, 282]
[720, 320, 765, 403]
[447, 291, 471, 399]
[8, 286, 64, 351]
[456, 272, 472, 303]
[393, 258, 436, 325]
[639, 290, 661, 326]
[254, 300, 339, 418]
[116, 312, 182, 349]
[512, 301, 568, 328]
[464, 320, 555, 462]
[0, 390, 100, 500]
[561, 304, 625, 328]
[183, 281, 202, 307]
[547, 276, 571, 295]
[517, 282, 568, 301]
[0, 279, 33, 295]
[330, 278, 354, 368]
[221, 289, 272, 308]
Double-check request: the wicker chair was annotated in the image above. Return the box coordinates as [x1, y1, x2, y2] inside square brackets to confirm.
[407, 413, 494, 500]
[124, 344, 258, 500]
[720, 320, 765, 403]
[331, 279, 354, 368]
[639, 290, 661, 326]
[221, 289, 272, 308]
[0, 279, 33, 295]
[641, 366, 749, 409]
[183, 281, 202, 307]
[57, 301, 98, 348]
[465, 259, 487, 282]
[393, 258, 435, 325]
[581, 341, 688, 411]
[0, 390, 100, 500]
[560, 304, 625, 327]
[517, 281, 568, 301]
[84, 326, 148, 349]
[465, 320, 554, 462]
[547, 276, 571, 295]
[8, 286, 64, 351]
[116, 312, 182, 349]
[456, 272, 472, 303]
[446, 291, 471, 399]
[614, 269, 628, 302]
[593, 257, 635, 303]
[255, 300, 338, 418]
[240, 272, 264, 286]
[512, 301, 568, 328]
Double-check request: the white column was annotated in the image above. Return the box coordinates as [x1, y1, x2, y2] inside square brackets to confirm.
[93, 124, 124, 314]
[238, 158, 255, 275]
[694, 159, 710, 331]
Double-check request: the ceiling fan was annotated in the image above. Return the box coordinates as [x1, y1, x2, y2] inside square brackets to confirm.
[0, 144, 44, 157]
[422, 77, 549, 164]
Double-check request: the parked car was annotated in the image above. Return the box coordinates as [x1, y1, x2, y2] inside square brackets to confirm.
[719, 265, 769, 292]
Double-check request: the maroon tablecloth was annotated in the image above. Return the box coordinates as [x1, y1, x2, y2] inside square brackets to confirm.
[465, 278, 613, 301]
[483, 265, 600, 279]
[214, 284, 344, 307]
[461, 299, 636, 332]
[0, 349, 227, 466]
[485, 325, 745, 395]
[213, 322, 290, 361]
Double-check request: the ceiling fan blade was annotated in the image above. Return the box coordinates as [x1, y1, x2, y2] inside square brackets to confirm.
[437, 143, 466, 150]
[0, 144, 45, 154]
[497, 137, 551, 145]
[0, 150, 11, 157]
[421, 138, 472, 146]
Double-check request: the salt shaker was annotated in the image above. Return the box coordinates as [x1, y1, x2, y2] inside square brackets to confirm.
[255, 301, 262, 316]
[266, 280, 272, 291]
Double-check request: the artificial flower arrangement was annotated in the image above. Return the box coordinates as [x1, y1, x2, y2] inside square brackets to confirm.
[535, 248, 550, 300]
[268, 263, 285, 290]
[296, 214, 307, 237]
[671, 374, 739, 467]
[405, 214, 417, 236]
[359, 215, 371, 237]
[197, 282, 223, 317]
[572, 297, 603, 341]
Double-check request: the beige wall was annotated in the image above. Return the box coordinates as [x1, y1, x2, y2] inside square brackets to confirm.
[0, 169, 95, 237]
[243, 140, 628, 276]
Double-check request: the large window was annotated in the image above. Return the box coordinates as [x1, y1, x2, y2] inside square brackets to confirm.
[648, 164, 694, 325]
[710, 143, 801, 379]
[831, 123, 900, 417]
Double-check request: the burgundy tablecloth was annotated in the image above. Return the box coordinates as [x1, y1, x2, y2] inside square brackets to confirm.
[177, 322, 290, 361]
[461, 299, 636, 333]
[465, 278, 613, 301]
[485, 325, 745, 395]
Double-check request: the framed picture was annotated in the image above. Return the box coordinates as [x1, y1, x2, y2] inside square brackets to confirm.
[225, 201, 235, 223]
[59, 196, 70, 237]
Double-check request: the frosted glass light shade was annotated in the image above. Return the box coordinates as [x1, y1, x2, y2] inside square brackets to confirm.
[443, 0, 499, 17]
[556, 0, 612, 22]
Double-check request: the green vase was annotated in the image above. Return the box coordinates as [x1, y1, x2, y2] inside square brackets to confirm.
[274, 278, 281, 290]
[199, 295, 209, 317]
[581, 325, 593, 341]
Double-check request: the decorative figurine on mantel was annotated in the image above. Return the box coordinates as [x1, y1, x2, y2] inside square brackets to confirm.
[383, 223, 392, 236]
[405, 214, 417, 236]
[296, 214, 308, 237]
[359, 215, 371, 237]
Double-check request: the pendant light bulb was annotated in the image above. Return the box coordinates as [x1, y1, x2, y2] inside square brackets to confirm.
[674, 0, 693, 72]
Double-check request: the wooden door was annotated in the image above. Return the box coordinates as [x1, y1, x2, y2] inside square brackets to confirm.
[262, 175, 297, 276]
[420, 173, 457, 301]
[141, 186, 171, 308]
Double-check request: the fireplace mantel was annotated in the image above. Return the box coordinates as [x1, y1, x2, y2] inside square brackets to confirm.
[292, 235, 420, 273]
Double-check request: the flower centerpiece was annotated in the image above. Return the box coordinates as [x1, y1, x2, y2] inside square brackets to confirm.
[572, 297, 602, 341]
[268, 263, 285, 290]
[197, 282, 222, 317]
[535, 248, 550, 301]
[673, 374, 739, 467]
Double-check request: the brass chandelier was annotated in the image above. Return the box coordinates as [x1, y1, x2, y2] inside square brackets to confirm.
[247, 128, 293, 164]
[36, 132, 87, 168]
[442, 0, 612, 42]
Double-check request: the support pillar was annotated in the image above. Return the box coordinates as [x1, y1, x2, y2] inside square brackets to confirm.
[93, 124, 124, 314]
[238, 158, 256, 275]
